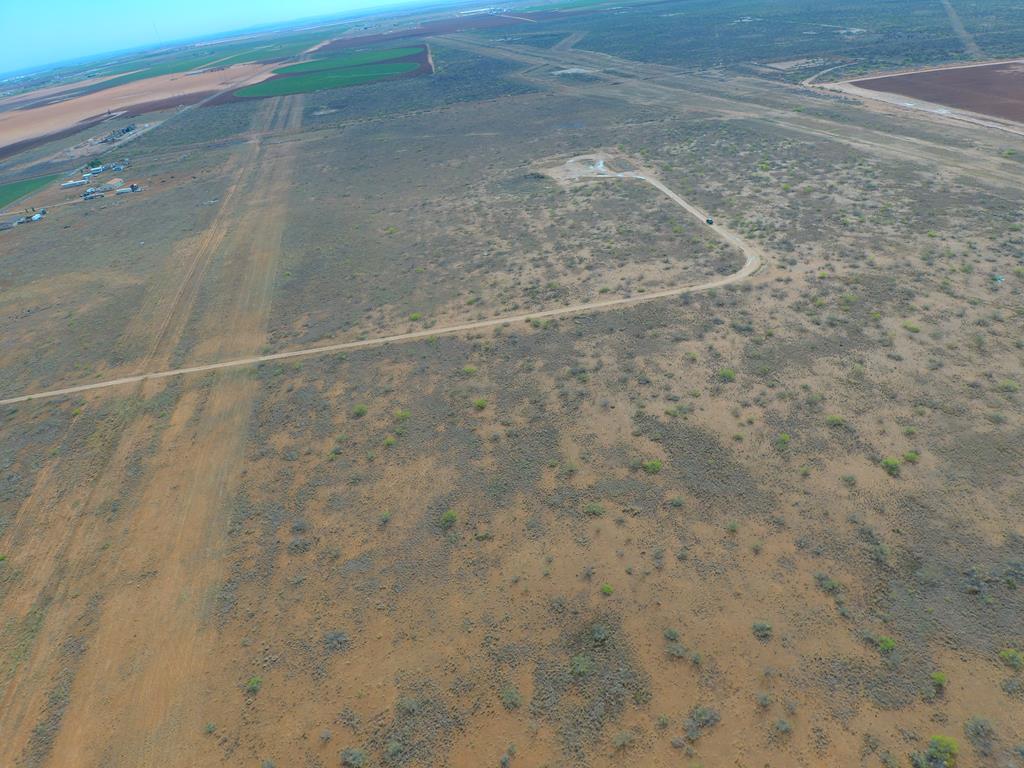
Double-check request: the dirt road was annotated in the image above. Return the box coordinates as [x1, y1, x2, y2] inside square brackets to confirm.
[0, 155, 763, 406]
[0, 93, 304, 768]
[941, 0, 983, 59]
[437, 35, 1024, 188]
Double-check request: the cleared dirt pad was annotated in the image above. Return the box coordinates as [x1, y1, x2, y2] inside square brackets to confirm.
[854, 60, 1024, 123]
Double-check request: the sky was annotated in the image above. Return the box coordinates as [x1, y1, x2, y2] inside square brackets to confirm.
[2, 0, 422, 75]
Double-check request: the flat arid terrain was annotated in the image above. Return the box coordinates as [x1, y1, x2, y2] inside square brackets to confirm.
[1, 1, 1023, 767]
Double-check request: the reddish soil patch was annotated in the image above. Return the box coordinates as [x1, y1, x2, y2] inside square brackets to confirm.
[854, 60, 1024, 123]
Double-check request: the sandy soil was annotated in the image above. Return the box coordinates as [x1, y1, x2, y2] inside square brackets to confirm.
[0, 71, 140, 112]
[1, 21, 1022, 768]
[0, 63, 275, 152]
[0, 93, 304, 767]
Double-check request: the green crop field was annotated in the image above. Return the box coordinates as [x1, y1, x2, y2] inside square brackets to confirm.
[213, 29, 351, 67]
[0, 174, 60, 211]
[236, 62, 420, 97]
[272, 46, 423, 75]
[79, 27, 349, 95]
[236, 61, 420, 98]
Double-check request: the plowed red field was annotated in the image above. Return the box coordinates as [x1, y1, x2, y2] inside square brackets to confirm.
[854, 60, 1024, 123]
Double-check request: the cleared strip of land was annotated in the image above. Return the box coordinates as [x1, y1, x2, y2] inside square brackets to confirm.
[0, 156, 763, 405]
[940, 0, 983, 59]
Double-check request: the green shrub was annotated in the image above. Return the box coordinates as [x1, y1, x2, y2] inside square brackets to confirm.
[877, 636, 896, 654]
[903, 450, 920, 463]
[964, 717, 995, 756]
[473, 398, 488, 410]
[500, 685, 522, 710]
[825, 415, 845, 427]
[684, 706, 720, 741]
[996, 379, 1018, 393]
[666, 641, 688, 658]
[351, 404, 368, 418]
[439, 510, 457, 529]
[583, 502, 605, 517]
[881, 457, 901, 476]
[776, 433, 791, 448]
[930, 671, 947, 692]
[409, 312, 423, 321]
[641, 459, 663, 474]
[601, 583, 614, 596]
[245, 676, 262, 695]
[719, 368, 736, 383]
[340, 748, 367, 767]
[612, 730, 636, 750]
[570, 654, 593, 676]
[998, 648, 1022, 670]
[815, 573, 841, 594]
[394, 409, 411, 422]
[911, 736, 958, 768]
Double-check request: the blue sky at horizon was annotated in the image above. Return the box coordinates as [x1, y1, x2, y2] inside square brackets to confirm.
[3, 0, 429, 75]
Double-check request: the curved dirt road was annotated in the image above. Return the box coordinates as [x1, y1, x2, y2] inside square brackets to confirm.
[0, 155, 765, 406]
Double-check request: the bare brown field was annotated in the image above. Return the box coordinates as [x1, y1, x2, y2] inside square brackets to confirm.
[0, 64, 274, 158]
[1, 20, 1023, 768]
[854, 60, 1024, 123]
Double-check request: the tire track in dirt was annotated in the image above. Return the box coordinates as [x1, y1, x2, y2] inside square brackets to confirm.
[141, 98, 281, 369]
[941, 0, 983, 59]
[553, 31, 587, 51]
[47, 94, 304, 768]
[0, 94, 303, 768]
[0, 401, 161, 767]
[0, 151, 762, 407]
